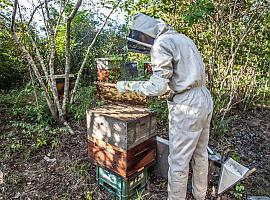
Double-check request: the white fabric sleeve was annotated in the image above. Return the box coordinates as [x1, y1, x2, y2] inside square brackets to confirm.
[124, 75, 169, 96]
[124, 39, 173, 96]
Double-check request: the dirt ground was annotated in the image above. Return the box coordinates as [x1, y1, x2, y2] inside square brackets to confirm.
[0, 108, 269, 200]
[219, 108, 270, 197]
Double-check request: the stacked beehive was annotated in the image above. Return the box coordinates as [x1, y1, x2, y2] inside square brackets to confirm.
[86, 104, 157, 199]
[96, 58, 121, 82]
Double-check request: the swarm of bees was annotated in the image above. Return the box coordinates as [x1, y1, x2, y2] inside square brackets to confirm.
[95, 82, 148, 106]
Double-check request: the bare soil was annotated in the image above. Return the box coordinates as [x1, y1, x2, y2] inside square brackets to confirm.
[0, 108, 269, 200]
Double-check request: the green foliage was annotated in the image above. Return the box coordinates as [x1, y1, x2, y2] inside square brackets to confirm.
[182, 0, 214, 26]
[55, 26, 68, 55]
[135, 189, 144, 200]
[0, 19, 28, 90]
[231, 152, 241, 162]
[68, 86, 97, 122]
[12, 104, 52, 124]
[69, 6, 128, 84]
[77, 163, 89, 176]
[0, 83, 66, 161]
[11, 83, 53, 125]
[148, 98, 168, 125]
[6, 172, 20, 185]
[0, 0, 12, 10]
[0, 90, 15, 114]
[66, 162, 90, 179]
[10, 121, 63, 150]
[60, 192, 69, 200]
[86, 191, 93, 200]
[232, 183, 245, 199]
[211, 115, 230, 139]
[51, 137, 61, 149]
[9, 140, 22, 153]
[35, 135, 47, 148]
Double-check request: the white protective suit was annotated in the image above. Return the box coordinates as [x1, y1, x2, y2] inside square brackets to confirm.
[116, 13, 213, 200]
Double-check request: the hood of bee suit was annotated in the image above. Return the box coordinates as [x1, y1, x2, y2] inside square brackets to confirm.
[127, 13, 172, 54]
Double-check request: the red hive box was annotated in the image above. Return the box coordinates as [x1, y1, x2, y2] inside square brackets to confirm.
[88, 136, 156, 179]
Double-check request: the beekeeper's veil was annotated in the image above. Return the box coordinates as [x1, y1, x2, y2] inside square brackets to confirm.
[127, 13, 171, 54]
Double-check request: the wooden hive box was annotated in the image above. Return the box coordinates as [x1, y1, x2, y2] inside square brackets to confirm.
[86, 104, 157, 150]
[88, 136, 156, 178]
[95, 82, 148, 106]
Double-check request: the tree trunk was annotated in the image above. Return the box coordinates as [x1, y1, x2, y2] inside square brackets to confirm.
[62, 0, 82, 115]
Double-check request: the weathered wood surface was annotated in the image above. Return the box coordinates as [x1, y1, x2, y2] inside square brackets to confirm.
[87, 104, 157, 150]
[88, 136, 156, 179]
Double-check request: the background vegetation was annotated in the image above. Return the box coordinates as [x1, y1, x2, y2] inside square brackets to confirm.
[1, 0, 268, 120]
[0, 0, 268, 145]
[0, 0, 269, 198]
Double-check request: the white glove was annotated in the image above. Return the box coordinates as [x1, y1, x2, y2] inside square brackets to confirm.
[116, 81, 128, 93]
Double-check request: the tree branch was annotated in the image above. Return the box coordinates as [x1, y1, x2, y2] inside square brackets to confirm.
[68, 0, 82, 20]
[29, 66, 39, 107]
[221, 4, 267, 119]
[11, 28, 58, 121]
[10, 0, 60, 121]
[55, 0, 69, 35]
[11, 0, 18, 32]
[62, 0, 82, 114]
[31, 0, 47, 37]
[0, 13, 11, 29]
[70, 0, 121, 104]
[27, 0, 53, 26]
[44, 0, 65, 121]
[220, 2, 267, 90]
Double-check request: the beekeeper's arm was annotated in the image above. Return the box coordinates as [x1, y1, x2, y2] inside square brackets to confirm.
[116, 40, 173, 96]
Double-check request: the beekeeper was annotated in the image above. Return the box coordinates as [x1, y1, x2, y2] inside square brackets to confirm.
[116, 13, 213, 200]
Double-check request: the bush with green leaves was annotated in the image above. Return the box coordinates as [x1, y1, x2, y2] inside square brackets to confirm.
[68, 85, 105, 122]
[232, 183, 245, 199]
[11, 82, 53, 125]
[0, 18, 28, 90]
[211, 115, 230, 139]
[148, 98, 168, 125]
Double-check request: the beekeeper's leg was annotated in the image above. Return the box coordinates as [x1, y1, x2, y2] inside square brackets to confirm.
[191, 89, 213, 200]
[167, 101, 203, 200]
[191, 112, 212, 200]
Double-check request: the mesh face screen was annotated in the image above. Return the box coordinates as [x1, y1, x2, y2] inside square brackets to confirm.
[128, 29, 155, 46]
[127, 40, 151, 54]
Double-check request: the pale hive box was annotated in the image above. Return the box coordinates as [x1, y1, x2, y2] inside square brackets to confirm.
[86, 104, 157, 150]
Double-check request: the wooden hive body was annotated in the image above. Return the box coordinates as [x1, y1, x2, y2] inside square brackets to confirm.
[88, 136, 156, 178]
[86, 104, 157, 150]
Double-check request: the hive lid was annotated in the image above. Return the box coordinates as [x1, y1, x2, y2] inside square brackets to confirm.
[89, 104, 153, 121]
